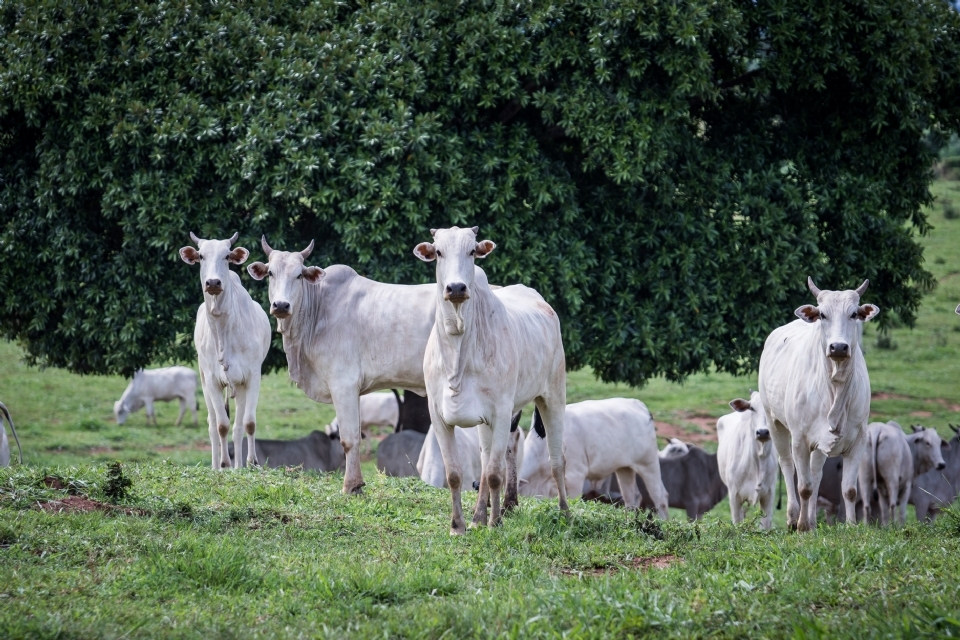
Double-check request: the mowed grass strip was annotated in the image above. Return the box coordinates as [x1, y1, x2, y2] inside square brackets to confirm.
[2, 464, 960, 638]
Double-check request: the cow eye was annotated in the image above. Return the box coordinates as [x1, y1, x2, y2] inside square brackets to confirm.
[267, 270, 273, 277]
[820, 313, 827, 321]
[297, 274, 302, 280]
[470, 249, 476, 256]
[436, 250, 443, 258]
[197, 254, 204, 260]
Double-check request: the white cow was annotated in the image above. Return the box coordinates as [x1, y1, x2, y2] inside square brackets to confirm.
[859, 422, 947, 525]
[414, 226, 569, 533]
[660, 438, 690, 459]
[418, 415, 525, 491]
[180, 232, 271, 470]
[518, 398, 669, 517]
[113, 366, 198, 427]
[247, 237, 437, 495]
[325, 391, 401, 439]
[759, 277, 879, 530]
[717, 392, 778, 529]
[0, 401, 22, 467]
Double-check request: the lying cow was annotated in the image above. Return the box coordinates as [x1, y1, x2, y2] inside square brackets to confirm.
[326, 391, 401, 439]
[228, 431, 345, 471]
[859, 422, 947, 525]
[717, 392, 777, 529]
[638, 445, 727, 520]
[0, 401, 22, 466]
[759, 277, 878, 530]
[113, 366, 199, 427]
[660, 438, 690, 459]
[519, 398, 669, 518]
[377, 430, 425, 477]
[911, 425, 960, 521]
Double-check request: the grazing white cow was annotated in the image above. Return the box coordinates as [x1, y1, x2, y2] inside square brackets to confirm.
[418, 416, 525, 495]
[660, 438, 690, 459]
[180, 232, 271, 470]
[0, 401, 23, 466]
[414, 226, 568, 533]
[759, 277, 879, 530]
[859, 422, 947, 525]
[325, 391, 401, 439]
[247, 237, 438, 495]
[113, 366, 199, 427]
[717, 392, 778, 529]
[518, 399, 669, 517]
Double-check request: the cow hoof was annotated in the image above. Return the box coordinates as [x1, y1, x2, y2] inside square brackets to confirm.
[503, 500, 518, 513]
[220, 462, 230, 469]
[343, 481, 366, 496]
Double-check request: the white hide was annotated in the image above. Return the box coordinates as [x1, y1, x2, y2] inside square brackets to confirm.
[180, 234, 271, 470]
[0, 401, 20, 466]
[758, 277, 879, 531]
[716, 392, 778, 529]
[326, 391, 401, 437]
[660, 438, 690, 459]
[418, 424, 525, 490]
[415, 226, 568, 533]
[113, 366, 199, 427]
[518, 398, 669, 518]
[248, 239, 436, 495]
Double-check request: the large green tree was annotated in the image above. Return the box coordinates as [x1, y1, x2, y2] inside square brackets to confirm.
[1, 0, 958, 383]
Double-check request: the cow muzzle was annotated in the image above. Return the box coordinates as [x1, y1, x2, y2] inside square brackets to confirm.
[444, 282, 469, 303]
[756, 428, 771, 442]
[204, 279, 223, 295]
[828, 342, 850, 360]
[937, 462, 946, 470]
[271, 300, 292, 318]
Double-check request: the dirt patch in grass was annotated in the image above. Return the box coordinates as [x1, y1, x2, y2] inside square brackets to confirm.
[560, 554, 683, 577]
[910, 411, 934, 418]
[38, 495, 145, 516]
[655, 417, 717, 444]
[154, 442, 211, 452]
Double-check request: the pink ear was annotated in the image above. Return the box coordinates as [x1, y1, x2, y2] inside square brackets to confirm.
[247, 262, 269, 281]
[475, 239, 496, 258]
[228, 247, 249, 265]
[180, 246, 201, 265]
[795, 305, 820, 323]
[857, 304, 879, 322]
[302, 266, 324, 283]
[413, 242, 437, 262]
[729, 398, 752, 412]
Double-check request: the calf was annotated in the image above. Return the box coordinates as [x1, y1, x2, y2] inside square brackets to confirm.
[377, 430, 425, 477]
[519, 398, 669, 518]
[415, 226, 568, 533]
[717, 392, 778, 529]
[113, 366, 198, 427]
[638, 445, 727, 519]
[326, 391, 401, 439]
[180, 232, 271, 469]
[0, 401, 22, 466]
[229, 431, 345, 471]
[911, 425, 960, 521]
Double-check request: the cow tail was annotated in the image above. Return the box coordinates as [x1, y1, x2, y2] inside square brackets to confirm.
[510, 410, 522, 433]
[0, 401, 23, 465]
[776, 466, 783, 510]
[533, 407, 546, 439]
[223, 389, 231, 421]
[872, 429, 881, 495]
[391, 389, 403, 432]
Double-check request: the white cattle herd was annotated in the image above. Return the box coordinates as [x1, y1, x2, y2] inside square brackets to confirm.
[5, 225, 957, 533]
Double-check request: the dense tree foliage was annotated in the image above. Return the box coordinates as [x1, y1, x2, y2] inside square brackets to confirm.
[1, 0, 959, 383]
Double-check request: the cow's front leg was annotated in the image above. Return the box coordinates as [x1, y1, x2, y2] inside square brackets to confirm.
[332, 390, 365, 494]
[485, 419, 509, 527]
[241, 375, 262, 467]
[433, 413, 465, 535]
[841, 433, 867, 525]
[229, 390, 246, 469]
[202, 378, 231, 470]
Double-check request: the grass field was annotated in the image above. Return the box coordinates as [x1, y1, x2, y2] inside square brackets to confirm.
[2, 179, 960, 637]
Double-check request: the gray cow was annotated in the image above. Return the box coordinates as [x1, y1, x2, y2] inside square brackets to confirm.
[910, 425, 960, 522]
[637, 445, 727, 520]
[228, 431, 345, 471]
[377, 430, 425, 477]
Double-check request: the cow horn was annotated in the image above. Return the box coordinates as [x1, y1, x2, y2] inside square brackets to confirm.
[855, 279, 869, 296]
[300, 239, 315, 259]
[950, 424, 960, 434]
[228, 231, 239, 246]
[911, 424, 922, 432]
[189, 231, 202, 245]
[471, 226, 479, 235]
[807, 276, 822, 298]
[261, 235, 273, 257]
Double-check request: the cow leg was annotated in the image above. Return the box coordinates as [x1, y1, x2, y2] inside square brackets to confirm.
[192, 394, 199, 426]
[432, 412, 466, 535]
[633, 461, 668, 519]
[793, 441, 819, 532]
[472, 424, 493, 528]
[898, 479, 911, 526]
[730, 496, 745, 524]
[759, 486, 774, 531]
[201, 387, 220, 471]
[201, 377, 231, 470]
[770, 420, 800, 529]
[534, 396, 569, 514]
[175, 397, 187, 428]
[331, 391, 365, 494]
[229, 389, 247, 470]
[841, 434, 867, 525]
[485, 416, 510, 528]
[503, 429, 521, 513]
[241, 374, 262, 467]
[858, 451, 874, 524]
[144, 399, 155, 426]
[614, 468, 640, 510]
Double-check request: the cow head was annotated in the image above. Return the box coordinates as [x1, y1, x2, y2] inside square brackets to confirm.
[113, 369, 145, 425]
[795, 277, 879, 361]
[413, 226, 495, 309]
[113, 400, 128, 425]
[246, 236, 324, 320]
[729, 391, 773, 459]
[660, 438, 690, 459]
[908, 425, 948, 475]
[179, 232, 249, 299]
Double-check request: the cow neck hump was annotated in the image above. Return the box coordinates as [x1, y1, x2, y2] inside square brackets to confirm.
[434, 279, 499, 395]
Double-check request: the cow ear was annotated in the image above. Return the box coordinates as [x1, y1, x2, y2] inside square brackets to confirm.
[414, 242, 437, 262]
[302, 266, 325, 283]
[795, 305, 820, 323]
[179, 246, 201, 265]
[247, 262, 269, 281]
[857, 304, 879, 322]
[227, 247, 249, 265]
[729, 398, 752, 412]
[942, 438, 951, 449]
[475, 240, 496, 259]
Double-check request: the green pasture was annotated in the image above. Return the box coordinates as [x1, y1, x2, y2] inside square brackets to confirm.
[2, 181, 960, 636]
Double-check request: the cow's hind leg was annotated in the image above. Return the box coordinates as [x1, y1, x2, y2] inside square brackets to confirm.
[535, 396, 569, 514]
[632, 458, 668, 519]
[471, 424, 493, 528]
[231, 390, 247, 469]
[175, 397, 187, 428]
[841, 434, 868, 525]
[503, 428, 521, 513]
[241, 374, 262, 467]
[432, 410, 466, 535]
